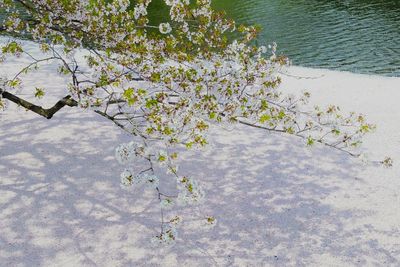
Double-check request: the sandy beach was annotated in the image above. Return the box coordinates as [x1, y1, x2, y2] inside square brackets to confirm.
[1, 41, 400, 266]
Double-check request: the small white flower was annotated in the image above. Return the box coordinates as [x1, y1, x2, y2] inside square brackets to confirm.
[381, 157, 394, 168]
[258, 45, 267, 54]
[177, 177, 205, 206]
[150, 225, 177, 246]
[169, 216, 182, 225]
[133, 3, 147, 19]
[135, 144, 149, 157]
[115, 142, 137, 165]
[204, 216, 217, 228]
[120, 169, 134, 186]
[158, 150, 167, 163]
[181, 22, 189, 33]
[159, 22, 172, 34]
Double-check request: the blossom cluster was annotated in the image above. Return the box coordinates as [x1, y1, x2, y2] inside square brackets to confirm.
[120, 169, 160, 188]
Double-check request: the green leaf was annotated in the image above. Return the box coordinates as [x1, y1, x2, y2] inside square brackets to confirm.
[7, 79, 20, 88]
[145, 98, 158, 109]
[123, 88, 137, 106]
[186, 142, 193, 149]
[34, 87, 45, 99]
[2, 41, 23, 54]
[278, 110, 286, 120]
[307, 136, 315, 146]
[259, 114, 271, 123]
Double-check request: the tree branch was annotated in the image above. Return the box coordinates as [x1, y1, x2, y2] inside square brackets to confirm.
[94, 110, 126, 129]
[0, 88, 78, 119]
[238, 119, 360, 157]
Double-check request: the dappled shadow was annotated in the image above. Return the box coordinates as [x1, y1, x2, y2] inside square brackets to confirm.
[0, 107, 163, 266]
[1, 107, 399, 266]
[134, 124, 400, 266]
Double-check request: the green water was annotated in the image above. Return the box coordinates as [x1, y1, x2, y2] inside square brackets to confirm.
[150, 0, 400, 77]
[2, 1, 400, 76]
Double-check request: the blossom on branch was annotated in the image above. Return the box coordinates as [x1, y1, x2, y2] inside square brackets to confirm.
[0, 0, 382, 244]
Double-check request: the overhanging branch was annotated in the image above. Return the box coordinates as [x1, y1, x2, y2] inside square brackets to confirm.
[0, 88, 78, 119]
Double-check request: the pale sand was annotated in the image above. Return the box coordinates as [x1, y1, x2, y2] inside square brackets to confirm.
[1, 41, 400, 266]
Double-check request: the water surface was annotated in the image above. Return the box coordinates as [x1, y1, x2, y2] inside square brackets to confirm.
[149, 0, 400, 76]
[211, 0, 400, 76]
[2, 1, 400, 76]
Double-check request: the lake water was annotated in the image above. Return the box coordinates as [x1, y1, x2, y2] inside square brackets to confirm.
[211, 0, 400, 76]
[150, 0, 400, 76]
[2, 1, 400, 76]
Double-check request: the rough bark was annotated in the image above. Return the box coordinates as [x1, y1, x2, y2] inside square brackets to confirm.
[0, 88, 78, 119]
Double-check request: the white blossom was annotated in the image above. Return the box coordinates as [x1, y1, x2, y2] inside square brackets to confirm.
[258, 45, 267, 54]
[120, 169, 134, 187]
[150, 225, 177, 246]
[133, 3, 147, 19]
[177, 177, 205, 205]
[159, 23, 172, 34]
[115, 142, 137, 165]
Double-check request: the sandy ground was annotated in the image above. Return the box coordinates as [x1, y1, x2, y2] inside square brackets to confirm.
[1, 41, 400, 266]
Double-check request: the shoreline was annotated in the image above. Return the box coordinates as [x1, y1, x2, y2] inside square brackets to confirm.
[2, 35, 400, 80]
[289, 65, 400, 80]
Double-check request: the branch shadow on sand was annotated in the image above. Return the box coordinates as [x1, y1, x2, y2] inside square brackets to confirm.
[0, 108, 399, 266]
[138, 124, 400, 266]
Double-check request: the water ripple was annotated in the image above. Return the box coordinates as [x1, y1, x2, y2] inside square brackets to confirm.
[2, 1, 399, 76]
[213, 0, 400, 76]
